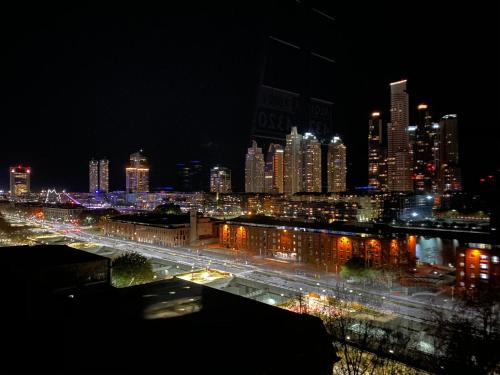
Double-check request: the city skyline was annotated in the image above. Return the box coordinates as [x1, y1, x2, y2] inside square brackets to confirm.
[0, 2, 498, 193]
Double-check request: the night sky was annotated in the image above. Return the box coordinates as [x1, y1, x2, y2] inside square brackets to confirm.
[1, 1, 498, 192]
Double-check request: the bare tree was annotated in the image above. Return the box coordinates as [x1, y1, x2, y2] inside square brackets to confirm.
[427, 285, 500, 374]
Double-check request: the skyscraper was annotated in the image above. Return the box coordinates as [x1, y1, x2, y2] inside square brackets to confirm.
[264, 143, 284, 194]
[301, 132, 322, 193]
[89, 159, 99, 193]
[210, 166, 231, 193]
[99, 159, 109, 193]
[328, 136, 347, 192]
[126, 151, 149, 193]
[9, 165, 30, 196]
[438, 114, 461, 192]
[284, 126, 303, 194]
[368, 112, 386, 190]
[245, 141, 265, 193]
[387, 80, 413, 192]
[414, 104, 436, 193]
[176, 160, 206, 192]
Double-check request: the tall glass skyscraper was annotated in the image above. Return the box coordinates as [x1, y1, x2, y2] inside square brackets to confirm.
[126, 151, 149, 193]
[210, 166, 231, 193]
[10, 165, 30, 196]
[89, 159, 99, 193]
[368, 112, 387, 190]
[438, 114, 461, 192]
[244, 141, 265, 193]
[99, 159, 109, 193]
[387, 80, 413, 192]
[328, 136, 347, 192]
[301, 132, 322, 193]
[264, 143, 284, 194]
[284, 127, 303, 194]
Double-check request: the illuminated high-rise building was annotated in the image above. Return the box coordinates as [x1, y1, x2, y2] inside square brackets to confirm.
[89, 159, 99, 193]
[327, 136, 347, 192]
[210, 166, 231, 193]
[438, 114, 461, 192]
[387, 80, 413, 192]
[9, 165, 30, 196]
[368, 112, 387, 190]
[126, 151, 149, 193]
[301, 132, 322, 193]
[245, 141, 265, 193]
[99, 159, 109, 193]
[413, 104, 436, 192]
[264, 143, 284, 194]
[284, 126, 303, 194]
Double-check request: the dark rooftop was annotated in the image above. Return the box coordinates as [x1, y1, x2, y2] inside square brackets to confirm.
[1, 245, 337, 374]
[0, 244, 106, 266]
[110, 213, 191, 227]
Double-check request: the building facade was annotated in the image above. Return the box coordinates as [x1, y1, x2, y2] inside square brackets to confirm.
[413, 104, 436, 193]
[210, 166, 231, 193]
[245, 141, 265, 193]
[103, 215, 217, 247]
[327, 136, 347, 193]
[456, 246, 500, 290]
[301, 132, 322, 193]
[387, 80, 413, 192]
[9, 166, 31, 197]
[264, 143, 284, 194]
[126, 151, 149, 193]
[284, 127, 303, 194]
[220, 220, 415, 268]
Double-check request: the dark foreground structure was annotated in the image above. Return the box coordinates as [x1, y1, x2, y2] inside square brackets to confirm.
[1, 245, 336, 374]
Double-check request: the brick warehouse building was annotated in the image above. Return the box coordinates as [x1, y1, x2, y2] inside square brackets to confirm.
[456, 246, 500, 290]
[219, 216, 416, 269]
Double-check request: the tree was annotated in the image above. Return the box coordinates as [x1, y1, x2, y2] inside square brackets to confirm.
[112, 252, 154, 287]
[153, 203, 182, 215]
[340, 257, 380, 284]
[319, 286, 421, 375]
[426, 285, 500, 374]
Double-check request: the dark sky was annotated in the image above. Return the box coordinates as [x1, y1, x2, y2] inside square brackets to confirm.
[1, 1, 498, 192]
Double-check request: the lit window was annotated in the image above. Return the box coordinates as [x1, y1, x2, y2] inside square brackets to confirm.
[480, 273, 488, 280]
[459, 262, 465, 267]
[492, 256, 499, 264]
[480, 263, 488, 270]
[480, 255, 489, 260]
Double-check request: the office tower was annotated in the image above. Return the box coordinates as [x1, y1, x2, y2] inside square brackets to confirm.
[438, 114, 461, 192]
[264, 143, 284, 194]
[368, 112, 387, 189]
[99, 159, 109, 193]
[176, 160, 206, 192]
[245, 141, 265, 193]
[387, 80, 413, 192]
[89, 159, 99, 193]
[210, 166, 231, 193]
[327, 136, 347, 192]
[284, 126, 303, 194]
[413, 104, 436, 192]
[9, 165, 30, 196]
[126, 151, 149, 193]
[301, 132, 322, 192]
